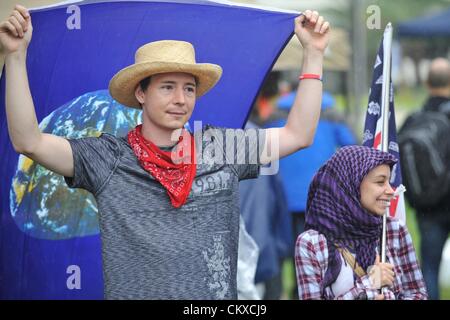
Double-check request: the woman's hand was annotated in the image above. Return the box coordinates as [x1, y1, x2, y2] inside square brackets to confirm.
[368, 255, 395, 289]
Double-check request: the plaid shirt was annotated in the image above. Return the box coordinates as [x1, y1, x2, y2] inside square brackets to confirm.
[295, 217, 428, 300]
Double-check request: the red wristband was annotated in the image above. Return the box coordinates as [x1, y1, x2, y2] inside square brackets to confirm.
[299, 73, 322, 81]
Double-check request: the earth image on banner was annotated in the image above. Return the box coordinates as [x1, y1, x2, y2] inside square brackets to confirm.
[9, 90, 142, 240]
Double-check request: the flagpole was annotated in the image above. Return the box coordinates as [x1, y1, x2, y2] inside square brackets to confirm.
[380, 23, 393, 266]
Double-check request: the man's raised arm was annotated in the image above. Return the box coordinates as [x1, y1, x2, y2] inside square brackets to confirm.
[1, 5, 74, 177]
[261, 10, 330, 165]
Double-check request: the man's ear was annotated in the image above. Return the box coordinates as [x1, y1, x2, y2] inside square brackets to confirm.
[135, 85, 145, 104]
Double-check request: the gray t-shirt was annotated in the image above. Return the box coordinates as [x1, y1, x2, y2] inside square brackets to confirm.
[65, 126, 265, 299]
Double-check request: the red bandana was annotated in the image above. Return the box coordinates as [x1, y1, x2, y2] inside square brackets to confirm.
[127, 124, 196, 208]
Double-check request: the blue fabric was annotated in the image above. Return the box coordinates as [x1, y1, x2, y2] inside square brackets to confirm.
[321, 92, 335, 110]
[277, 92, 296, 110]
[0, 0, 297, 299]
[266, 118, 357, 212]
[277, 91, 335, 111]
[239, 170, 292, 283]
[238, 122, 292, 283]
[398, 7, 450, 37]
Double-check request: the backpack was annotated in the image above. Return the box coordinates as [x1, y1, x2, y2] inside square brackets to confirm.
[398, 108, 450, 209]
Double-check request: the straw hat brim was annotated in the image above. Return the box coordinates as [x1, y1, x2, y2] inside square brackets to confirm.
[109, 61, 223, 108]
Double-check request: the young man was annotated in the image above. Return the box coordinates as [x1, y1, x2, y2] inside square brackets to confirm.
[1, 5, 330, 299]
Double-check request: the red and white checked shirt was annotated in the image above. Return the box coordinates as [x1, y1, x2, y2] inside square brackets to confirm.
[295, 217, 428, 300]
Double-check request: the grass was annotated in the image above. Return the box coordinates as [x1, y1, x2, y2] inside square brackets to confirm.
[441, 286, 450, 300]
[281, 258, 296, 300]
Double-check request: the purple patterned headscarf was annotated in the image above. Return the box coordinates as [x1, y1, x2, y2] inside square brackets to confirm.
[304, 145, 397, 292]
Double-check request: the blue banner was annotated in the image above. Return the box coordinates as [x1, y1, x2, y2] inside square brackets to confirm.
[0, 0, 297, 299]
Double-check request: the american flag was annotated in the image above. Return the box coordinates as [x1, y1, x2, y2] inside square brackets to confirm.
[362, 29, 406, 224]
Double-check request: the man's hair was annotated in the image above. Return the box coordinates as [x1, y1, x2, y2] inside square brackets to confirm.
[427, 59, 450, 89]
[139, 76, 152, 92]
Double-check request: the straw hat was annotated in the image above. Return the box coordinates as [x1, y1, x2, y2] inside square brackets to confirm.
[109, 40, 223, 108]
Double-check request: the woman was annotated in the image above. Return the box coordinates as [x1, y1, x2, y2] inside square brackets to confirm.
[295, 145, 427, 300]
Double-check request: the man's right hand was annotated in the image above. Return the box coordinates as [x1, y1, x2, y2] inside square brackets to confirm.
[0, 5, 32, 57]
[2, 4, 74, 178]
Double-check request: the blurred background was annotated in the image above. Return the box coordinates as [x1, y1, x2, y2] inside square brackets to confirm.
[230, 0, 450, 300]
[1, 0, 450, 299]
